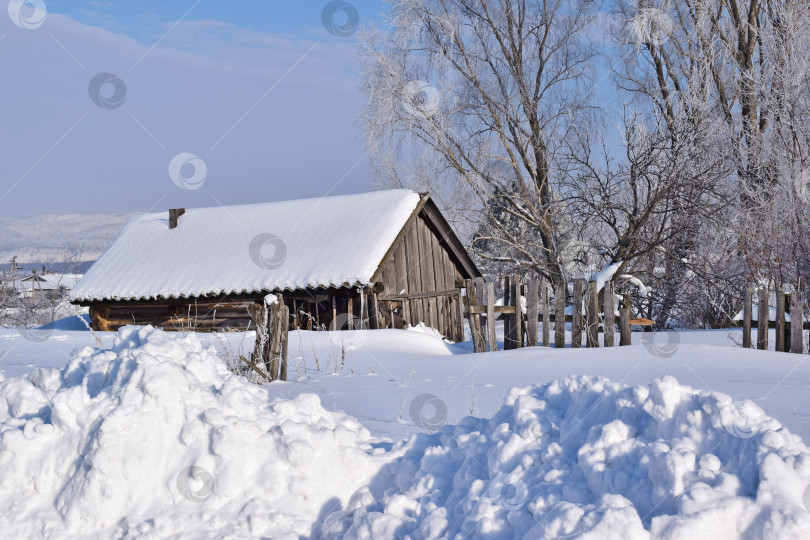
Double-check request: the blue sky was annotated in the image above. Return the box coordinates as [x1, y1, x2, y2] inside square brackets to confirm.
[0, 1, 388, 217]
[0, 1, 621, 219]
[46, 1, 387, 39]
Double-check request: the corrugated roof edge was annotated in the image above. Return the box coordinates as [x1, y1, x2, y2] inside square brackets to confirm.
[70, 280, 373, 303]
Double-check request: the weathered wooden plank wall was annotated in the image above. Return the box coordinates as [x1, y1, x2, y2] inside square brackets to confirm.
[374, 211, 467, 342]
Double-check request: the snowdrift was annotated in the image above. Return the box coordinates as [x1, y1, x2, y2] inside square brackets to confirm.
[1, 326, 809, 539]
[0, 326, 382, 538]
[322, 378, 810, 539]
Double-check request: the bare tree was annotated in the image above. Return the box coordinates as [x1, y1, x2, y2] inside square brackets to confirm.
[609, 0, 810, 324]
[558, 102, 733, 322]
[0, 244, 88, 329]
[612, 0, 806, 186]
[359, 0, 598, 283]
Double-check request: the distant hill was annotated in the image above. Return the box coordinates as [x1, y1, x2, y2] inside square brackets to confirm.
[0, 212, 137, 264]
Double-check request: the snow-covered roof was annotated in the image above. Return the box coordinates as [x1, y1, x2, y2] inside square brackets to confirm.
[71, 190, 423, 302]
[16, 273, 83, 292]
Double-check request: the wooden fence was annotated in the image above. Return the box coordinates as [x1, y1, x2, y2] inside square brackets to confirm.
[462, 275, 640, 353]
[740, 287, 806, 354]
[240, 294, 290, 381]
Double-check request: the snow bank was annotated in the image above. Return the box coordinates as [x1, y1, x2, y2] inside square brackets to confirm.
[0, 326, 380, 538]
[322, 376, 810, 539]
[2, 328, 809, 539]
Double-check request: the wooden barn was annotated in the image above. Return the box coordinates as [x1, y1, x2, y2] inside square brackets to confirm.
[70, 190, 481, 341]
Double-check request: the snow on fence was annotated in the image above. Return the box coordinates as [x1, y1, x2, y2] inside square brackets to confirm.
[740, 286, 806, 354]
[462, 275, 649, 353]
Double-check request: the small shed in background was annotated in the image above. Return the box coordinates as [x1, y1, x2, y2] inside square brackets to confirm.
[70, 190, 480, 341]
[17, 271, 83, 299]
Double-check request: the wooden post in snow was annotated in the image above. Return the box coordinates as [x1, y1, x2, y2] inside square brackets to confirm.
[603, 281, 615, 347]
[473, 279, 486, 352]
[279, 304, 289, 381]
[541, 279, 550, 347]
[369, 290, 381, 330]
[465, 279, 485, 353]
[619, 294, 632, 346]
[486, 281, 497, 351]
[473, 277, 487, 346]
[790, 291, 803, 354]
[554, 281, 565, 348]
[249, 301, 270, 373]
[360, 290, 369, 330]
[776, 287, 785, 352]
[757, 288, 768, 350]
[503, 275, 513, 349]
[347, 297, 354, 330]
[572, 279, 583, 348]
[526, 278, 538, 347]
[513, 274, 523, 348]
[247, 293, 288, 381]
[742, 287, 752, 348]
[784, 292, 792, 352]
[586, 281, 599, 347]
[267, 294, 285, 380]
[456, 291, 466, 341]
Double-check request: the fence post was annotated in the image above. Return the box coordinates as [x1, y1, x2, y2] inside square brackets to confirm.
[790, 291, 803, 354]
[465, 279, 485, 353]
[757, 288, 769, 350]
[526, 278, 538, 347]
[586, 281, 599, 347]
[603, 281, 615, 347]
[360, 290, 369, 330]
[783, 292, 792, 352]
[513, 274, 523, 348]
[486, 281, 497, 352]
[249, 301, 270, 372]
[776, 286, 785, 352]
[619, 293, 632, 346]
[743, 287, 752, 348]
[554, 281, 565, 348]
[503, 275, 513, 349]
[279, 304, 289, 381]
[474, 277, 486, 348]
[540, 278, 551, 347]
[268, 294, 285, 380]
[542, 279, 550, 346]
[572, 279, 583, 348]
[367, 291, 378, 330]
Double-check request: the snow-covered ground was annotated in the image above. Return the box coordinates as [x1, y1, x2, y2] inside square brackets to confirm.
[1, 321, 809, 538]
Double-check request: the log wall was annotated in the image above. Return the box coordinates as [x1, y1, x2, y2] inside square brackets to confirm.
[88, 299, 259, 332]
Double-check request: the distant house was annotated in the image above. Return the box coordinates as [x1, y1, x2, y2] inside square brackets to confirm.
[17, 272, 83, 299]
[70, 190, 481, 340]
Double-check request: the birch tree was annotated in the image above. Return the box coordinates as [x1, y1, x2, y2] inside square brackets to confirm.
[358, 0, 598, 284]
[612, 0, 810, 321]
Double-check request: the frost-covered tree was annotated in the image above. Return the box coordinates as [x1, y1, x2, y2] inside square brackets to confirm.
[610, 0, 810, 324]
[358, 0, 598, 284]
[360, 0, 810, 329]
